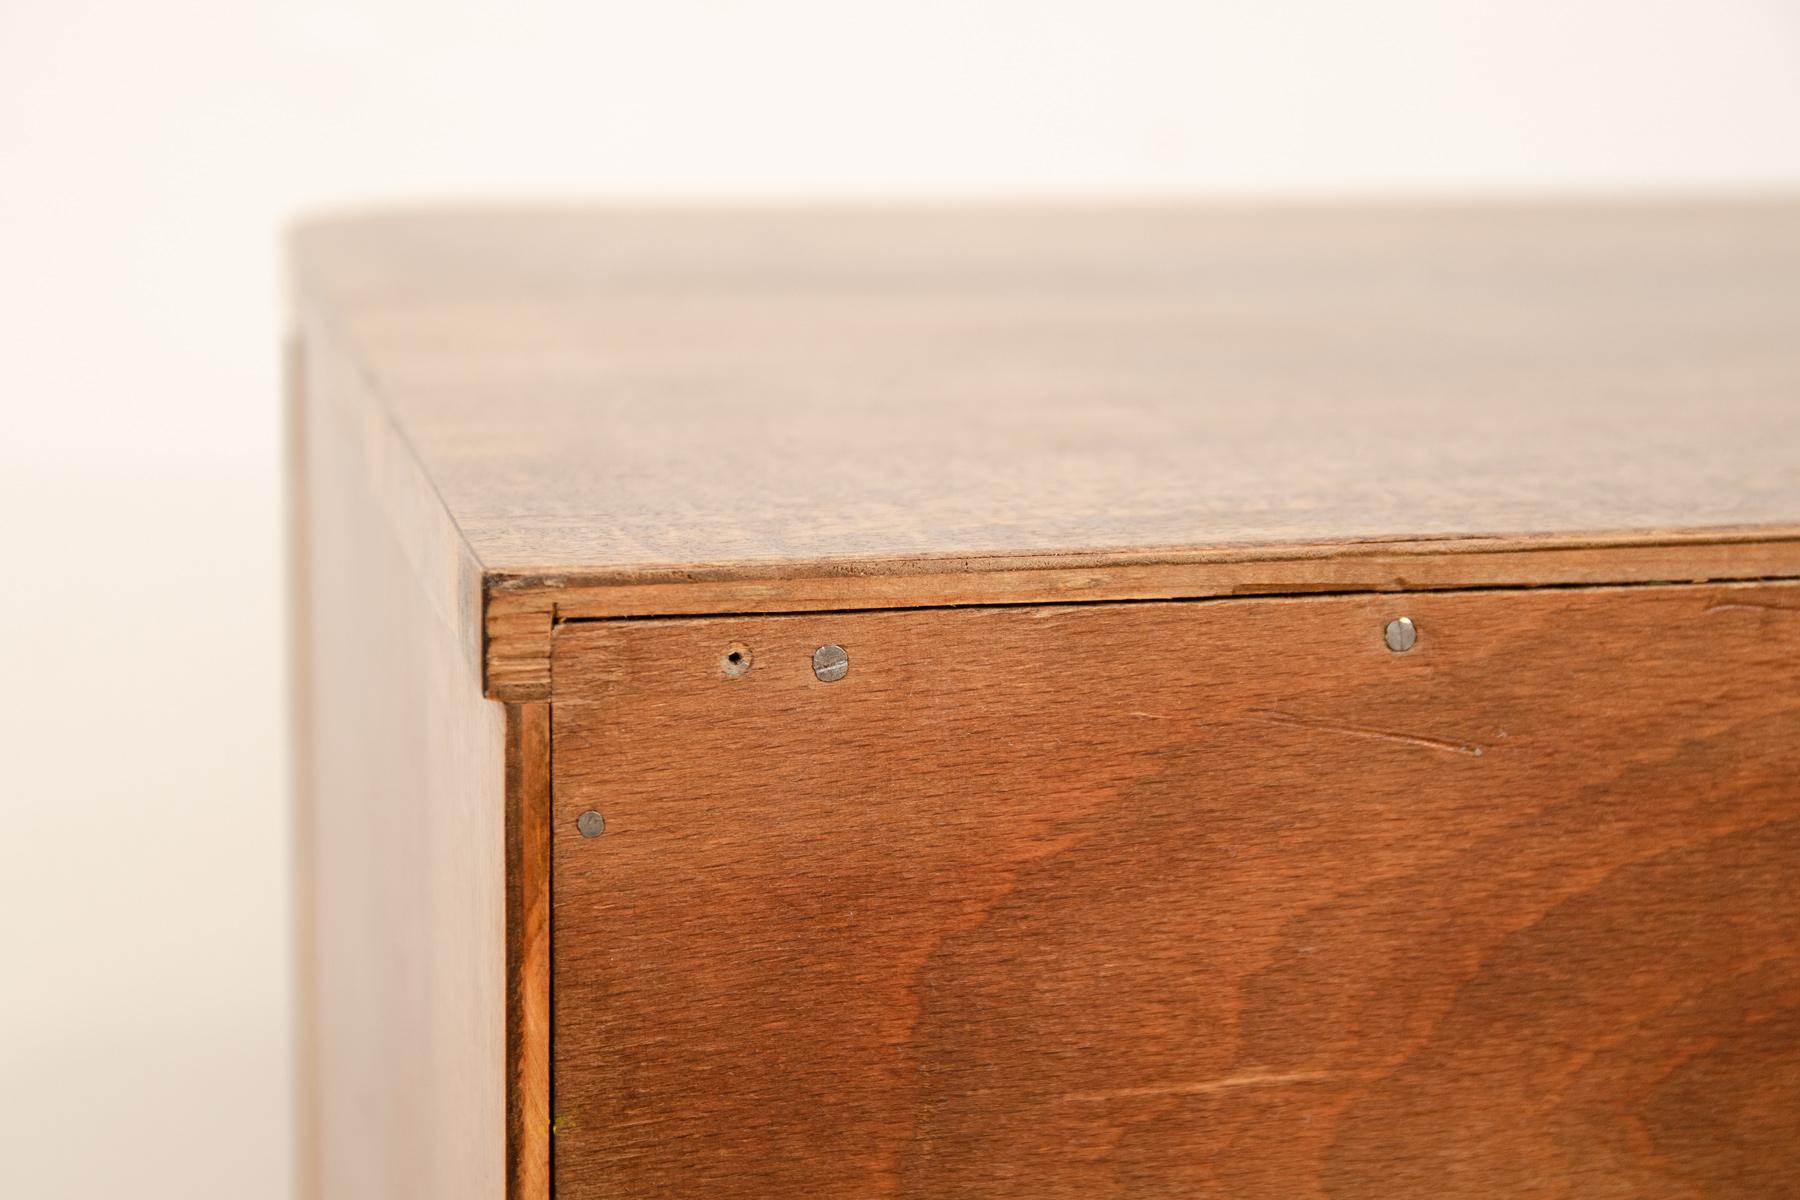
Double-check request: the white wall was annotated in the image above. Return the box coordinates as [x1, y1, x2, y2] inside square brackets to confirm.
[1, 3, 1797, 1196]
[7, 0, 1800, 455]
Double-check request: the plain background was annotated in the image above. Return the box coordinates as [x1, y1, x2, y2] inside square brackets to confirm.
[2, 2, 1799, 1195]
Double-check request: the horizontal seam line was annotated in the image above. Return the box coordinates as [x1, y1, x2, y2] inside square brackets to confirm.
[546, 572, 1800, 626]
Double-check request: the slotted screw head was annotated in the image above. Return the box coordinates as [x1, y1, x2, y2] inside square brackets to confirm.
[812, 644, 849, 682]
[1384, 617, 1418, 653]
[576, 810, 606, 838]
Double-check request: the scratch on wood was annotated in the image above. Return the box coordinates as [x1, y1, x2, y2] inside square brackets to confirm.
[1707, 601, 1800, 615]
[1066, 1071, 1332, 1102]
[1248, 708, 1486, 757]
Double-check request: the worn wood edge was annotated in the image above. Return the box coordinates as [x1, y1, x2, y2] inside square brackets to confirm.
[504, 702, 553, 1200]
[494, 526, 1800, 593]
[486, 533, 1800, 697]
[488, 593, 555, 701]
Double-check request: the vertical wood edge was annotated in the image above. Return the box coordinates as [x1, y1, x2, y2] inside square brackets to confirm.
[505, 701, 554, 1200]
[488, 591, 555, 700]
[286, 330, 321, 1200]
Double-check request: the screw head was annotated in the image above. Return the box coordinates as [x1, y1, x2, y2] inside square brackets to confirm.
[812, 644, 849, 682]
[1384, 616, 1418, 653]
[576, 810, 606, 838]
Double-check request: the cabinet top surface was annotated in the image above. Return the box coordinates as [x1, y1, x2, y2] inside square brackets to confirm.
[293, 203, 1800, 588]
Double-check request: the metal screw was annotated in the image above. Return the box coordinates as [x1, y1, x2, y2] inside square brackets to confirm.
[812, 644, 849, 682]
[576, 810, 606, 838]
[1384, 617, 1418, 653]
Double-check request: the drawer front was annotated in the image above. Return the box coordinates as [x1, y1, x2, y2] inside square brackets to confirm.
[549, 583, 1800, 1198]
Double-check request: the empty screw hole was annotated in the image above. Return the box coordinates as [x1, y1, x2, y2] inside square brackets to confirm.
[721, 643, 752, 678]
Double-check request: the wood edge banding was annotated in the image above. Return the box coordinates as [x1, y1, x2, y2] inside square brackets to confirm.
[487, 595, 556, 701]
[504, 702, 553, 1200]
[483, 533, 1800, 699]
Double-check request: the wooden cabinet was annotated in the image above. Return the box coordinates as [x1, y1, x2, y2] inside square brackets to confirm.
[292, 206, 1800, 1199]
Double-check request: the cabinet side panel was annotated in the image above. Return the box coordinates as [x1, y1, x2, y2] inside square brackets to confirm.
[551, 583, 1800, 1199]
[294, 324, 508, 1200]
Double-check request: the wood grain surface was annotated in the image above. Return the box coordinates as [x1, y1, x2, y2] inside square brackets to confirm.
[293, 321, 548, 1200]
[549, 581, 1800, 1198]
[291, 203, 1800, 583]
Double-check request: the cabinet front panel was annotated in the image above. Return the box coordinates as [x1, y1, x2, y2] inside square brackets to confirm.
[550, 583, 1800, 1199]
